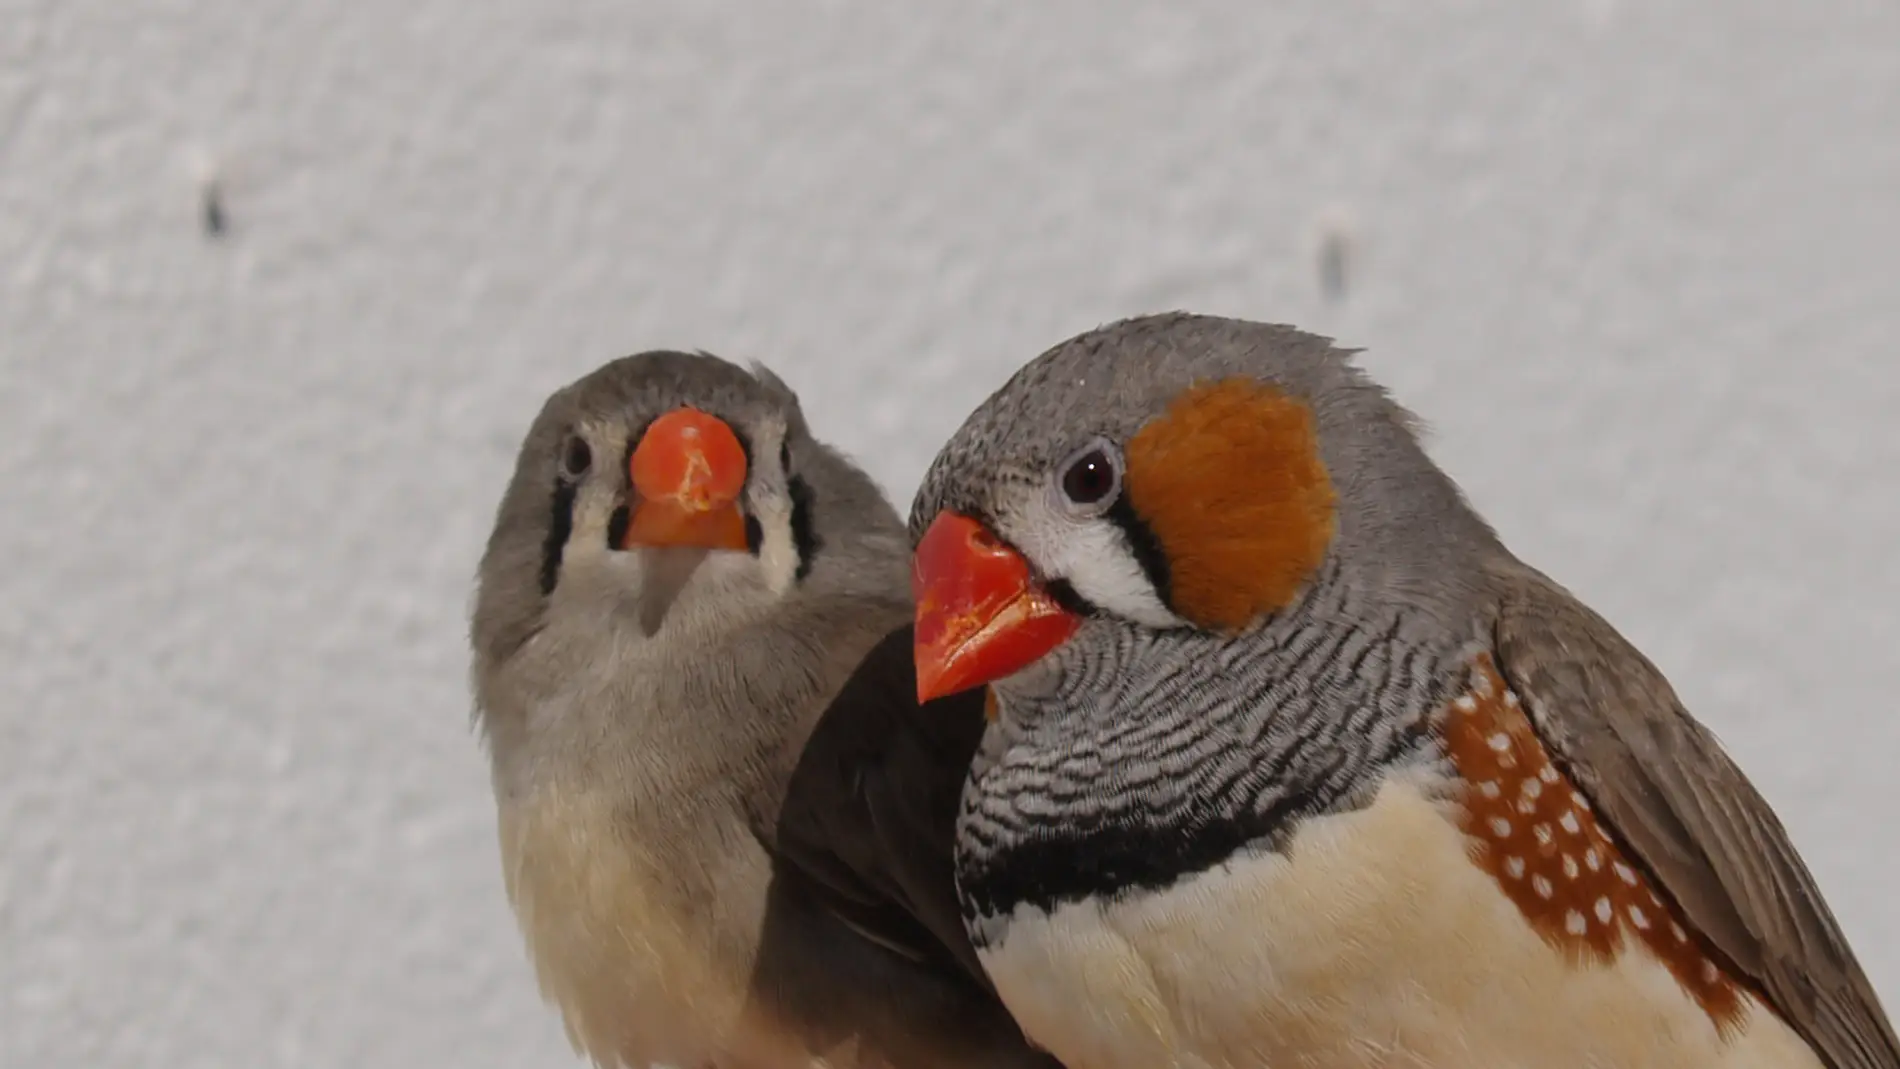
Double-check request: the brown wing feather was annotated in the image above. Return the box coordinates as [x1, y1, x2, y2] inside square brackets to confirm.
[1487, 557, 1900, 1069]
[757, 623, 1064, 1068]
[770, 621, 1000, 990]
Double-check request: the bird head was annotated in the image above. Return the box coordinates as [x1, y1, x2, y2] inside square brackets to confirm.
[907, 312, 1497, 706]
[473, 350, 906, 667]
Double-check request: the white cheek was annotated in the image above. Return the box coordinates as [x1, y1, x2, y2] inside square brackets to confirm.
[745, 425, 801, 595]
[1014, 511, 1186, 631]
[749, 489, 799, 595]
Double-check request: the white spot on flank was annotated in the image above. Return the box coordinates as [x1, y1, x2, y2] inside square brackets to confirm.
[1504, 856, 1526, 879]
[1455, 695, 1478, 713]
[1534, 824, 1553, 846]
[1488, 732, 1511, 753]
[1532, 875, 1553, 899]
[1573, 792, 1592, 813]
[1479, 780, 1501, 799]
[1585, 848, 1602, 872]
[1672, 923, 1687, 942]
[1516, 796, 1537, 815]
[1540, 765, 1560, 784]
[1504, 690, 1521, 708]
[1614, 862, 1638, 886]
[1472, 672, 1495, 697]
[1702, 960, 1720, 984]
[1565, 910, 1587, 936]
[1595, 897, 1613, 924]
[1629, 905, 1650, 930]
[1562, 855, 1579, 879]
[1497, 751, 1517, 770]
[1559, 812, 1582, 835]
[1489, 817, 1512, 838]
[1521, 778, 1543, 800]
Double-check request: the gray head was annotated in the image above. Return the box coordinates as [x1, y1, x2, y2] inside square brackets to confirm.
[906, 312, 1509, 923]
[908, 311, 1502, 704]
[471, 351, 907, 744]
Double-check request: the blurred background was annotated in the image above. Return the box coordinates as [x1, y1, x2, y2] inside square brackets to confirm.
[5, 2, 1899, 1066]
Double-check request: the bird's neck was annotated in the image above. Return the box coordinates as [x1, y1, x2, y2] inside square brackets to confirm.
[956, 572, 1481, 931]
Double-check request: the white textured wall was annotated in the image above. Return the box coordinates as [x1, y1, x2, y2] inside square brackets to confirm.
[5, 2, 1899, 1065]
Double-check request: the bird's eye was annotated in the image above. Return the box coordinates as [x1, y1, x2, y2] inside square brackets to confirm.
[1057, 440, 1121, 511]
[561, 435, 592, 477]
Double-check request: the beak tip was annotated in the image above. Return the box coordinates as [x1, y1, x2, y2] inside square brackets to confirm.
[912, 655, 949, 705]
[909, 509, 1083, 713]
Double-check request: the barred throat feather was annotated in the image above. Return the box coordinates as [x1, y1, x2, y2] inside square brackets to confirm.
[954, 567, 1479, 935]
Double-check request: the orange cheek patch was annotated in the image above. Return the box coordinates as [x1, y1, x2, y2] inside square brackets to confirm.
[1443, 654, 1748, 1034]
[1123, 378, 1337, 632]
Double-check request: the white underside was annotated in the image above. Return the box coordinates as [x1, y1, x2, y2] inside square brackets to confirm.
[975, 775, 1823, 1069]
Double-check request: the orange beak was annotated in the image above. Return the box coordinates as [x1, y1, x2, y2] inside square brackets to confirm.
[911, 511, 1082, 703]
[622, 407, 750, 551]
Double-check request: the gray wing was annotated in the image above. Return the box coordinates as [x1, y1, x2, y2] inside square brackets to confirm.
[1488, 558, 1900, 1069]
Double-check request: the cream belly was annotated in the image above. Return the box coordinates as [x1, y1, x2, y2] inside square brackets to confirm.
[500, 789, 827, 1069]
[973, 776, 1823, 1069]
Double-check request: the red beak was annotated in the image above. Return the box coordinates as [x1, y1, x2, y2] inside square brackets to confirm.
[911, 511, 1082, 703]
[623, 407, 750, 551]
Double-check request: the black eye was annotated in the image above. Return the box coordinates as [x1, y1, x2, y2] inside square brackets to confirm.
[562, 435, 592, 477]
[1059, 445, 1119, 507]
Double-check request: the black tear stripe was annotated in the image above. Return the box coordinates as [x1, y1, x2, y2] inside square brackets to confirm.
[1043, 577, 1098, 618]
[605, 504, 630, 551]
[1106, 495, 1173, 609]
[744, 515, 764, 555]
[540, 480, 578, 596]
[788, 474, 820, 581]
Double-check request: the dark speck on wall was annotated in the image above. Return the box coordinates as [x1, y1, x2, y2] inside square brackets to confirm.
[202, 180, 227, 239]
[1318, 229, 1350, 302]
